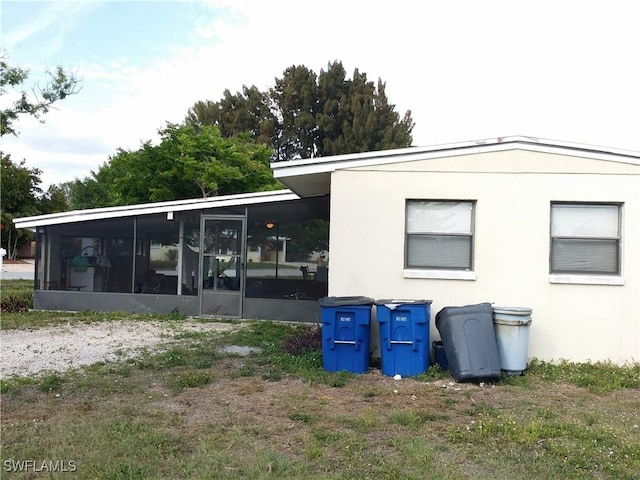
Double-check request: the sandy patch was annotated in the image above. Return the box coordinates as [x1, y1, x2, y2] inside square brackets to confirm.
[0, 321, 236, 378]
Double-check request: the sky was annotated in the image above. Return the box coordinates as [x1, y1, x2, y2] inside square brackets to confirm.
[2, 0, 639, 189]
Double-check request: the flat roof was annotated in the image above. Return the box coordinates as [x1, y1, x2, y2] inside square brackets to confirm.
[14, 189, 300, 229]
[272, 136, 640, 197]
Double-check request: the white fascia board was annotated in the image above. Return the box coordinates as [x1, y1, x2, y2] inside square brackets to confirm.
[272, 136, 640, 180]
[13, 190, 298, 229]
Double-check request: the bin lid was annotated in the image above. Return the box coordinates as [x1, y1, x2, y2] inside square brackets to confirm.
[319, 296, 375, 307]
[375, 299, 432, 305]
[493, 306, 532, 326]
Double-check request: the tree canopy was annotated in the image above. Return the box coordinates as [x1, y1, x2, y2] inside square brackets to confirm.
[0, 51, 81, 137]
[64, 60, 414, 209]
[1, 154, 70, 258]
[0, 52, 80, 257]
[69, 124, 281, 209]
[185, 61, 414, 161]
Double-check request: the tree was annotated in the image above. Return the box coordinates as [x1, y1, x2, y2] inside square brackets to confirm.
[0, 52, 80, 257]
[1, 51, 81, 137]
[69, 124, 282, 208]
[186, 86, 275, 146]
[0, 154, 42, 216]
[184, 60, 414, 161]
[271, 65, 319, 161]
[0, 154, 69, 258]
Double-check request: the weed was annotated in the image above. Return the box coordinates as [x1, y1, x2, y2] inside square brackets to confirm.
[282, 324, 322, 355]
[0, 376, 39, 394]
[38, 373, 64, 392]
[261, 369, 282, 382]
[388, 409, 419, 427]
[311, 427, 342, 445]
[325, 370, 351, 388]
[166, 308, 187, 321]
[236, 363, 256, 377]
[289, 412, 313, 423]
[0, 292, 32, 312]
[171, 370, 213, 390]
[417, 364, 450, 380]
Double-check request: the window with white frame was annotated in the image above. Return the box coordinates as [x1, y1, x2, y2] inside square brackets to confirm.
[550, 203, 621, 275]
[406, 200, 474, 270]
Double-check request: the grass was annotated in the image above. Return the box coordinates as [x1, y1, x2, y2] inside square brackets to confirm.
[1, 288, 639, 478]
[0, 279, 34, 296]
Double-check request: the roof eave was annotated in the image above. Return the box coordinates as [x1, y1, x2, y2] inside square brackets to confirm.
[13, 189, 299, 229]
[272, 136, 640, 197]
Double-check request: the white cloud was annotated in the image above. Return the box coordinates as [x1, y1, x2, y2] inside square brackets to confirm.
[4, 0, 640, 191]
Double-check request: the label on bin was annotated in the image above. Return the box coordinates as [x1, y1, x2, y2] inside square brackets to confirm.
[395, 315, 408, 322]
[339, 316, 352, 322]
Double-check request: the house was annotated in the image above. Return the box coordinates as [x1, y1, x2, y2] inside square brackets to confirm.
[272, 136, 640, 364]
[13, 136, 640, 363]
[13, 190, 330, 322]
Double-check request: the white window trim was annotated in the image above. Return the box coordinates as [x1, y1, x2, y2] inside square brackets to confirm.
[404, 268, 476, 281]
[549, 274, 624, 286]
[405, 200, 475, 272]
[550, 202, 622, 276]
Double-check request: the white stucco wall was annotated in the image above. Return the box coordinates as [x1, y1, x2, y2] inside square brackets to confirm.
[327, 149, 640, 364]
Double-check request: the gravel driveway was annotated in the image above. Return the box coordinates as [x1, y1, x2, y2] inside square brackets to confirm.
[0, 321, 236, 379]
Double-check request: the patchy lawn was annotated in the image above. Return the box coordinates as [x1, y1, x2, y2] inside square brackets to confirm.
[1, 316, 639, 479]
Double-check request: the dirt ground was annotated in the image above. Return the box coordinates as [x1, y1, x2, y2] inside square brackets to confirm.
[0, 321, 237, 378]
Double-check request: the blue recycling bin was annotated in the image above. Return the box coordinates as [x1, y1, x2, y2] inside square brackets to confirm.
[375, 299, 432, 377]
[320, 296, 374, 373]
[432, 341, 449, 371]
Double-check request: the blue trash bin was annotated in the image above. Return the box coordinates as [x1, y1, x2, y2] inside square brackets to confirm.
[320, 296, 374, 373]
[432, 340, 448, 371]
[375, 299, 432, 377]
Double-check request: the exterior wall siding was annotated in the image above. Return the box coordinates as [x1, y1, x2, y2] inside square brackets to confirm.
[327, 150, 640, 363]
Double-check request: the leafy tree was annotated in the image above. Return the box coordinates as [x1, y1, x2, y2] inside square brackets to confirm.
[0, 154, 69, 258]
[0, 154, 42, 216]
[0, 51, 81, 137]
[185, 60, 414, 161]
[40, 184, 71, 214]
[0, 52, 79, 257]
[187, 86, 275, 146]
[271, 65, 319, 161]
[70, 124, 282, 208]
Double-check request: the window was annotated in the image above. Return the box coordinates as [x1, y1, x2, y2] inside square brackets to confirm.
[406, 200, 474, 270]
[550, 203, 621, 275]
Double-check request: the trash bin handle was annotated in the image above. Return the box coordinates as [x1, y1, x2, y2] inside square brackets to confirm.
[333, 340, 360, 351]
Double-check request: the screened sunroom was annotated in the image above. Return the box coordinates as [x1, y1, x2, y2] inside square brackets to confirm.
[16, 190, 329, 322]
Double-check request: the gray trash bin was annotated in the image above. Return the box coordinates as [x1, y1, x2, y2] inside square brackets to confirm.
[435, 303, 501, 382]
[493, 306, 533, 375]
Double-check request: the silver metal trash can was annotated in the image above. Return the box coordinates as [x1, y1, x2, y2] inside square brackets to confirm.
[492, 306, 533, 375]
